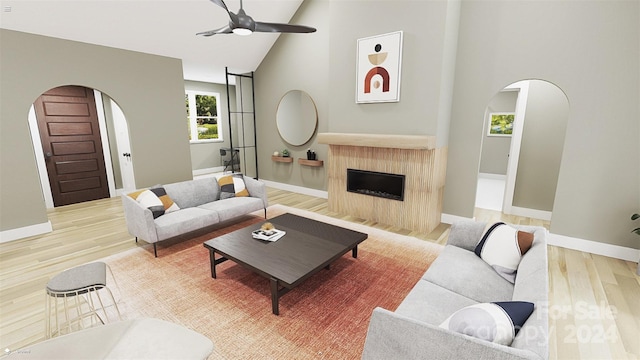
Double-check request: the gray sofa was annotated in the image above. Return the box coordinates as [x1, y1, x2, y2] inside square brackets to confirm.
[362, 220, 549, 360]
[122, 175, 267, 257]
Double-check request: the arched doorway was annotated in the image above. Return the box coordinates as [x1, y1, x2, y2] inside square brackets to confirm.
[475, 79, 569, 221]
[29, 85, 135, 208]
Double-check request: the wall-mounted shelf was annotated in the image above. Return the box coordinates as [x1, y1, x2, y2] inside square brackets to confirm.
[271, 156, 293, 163]
[298, 158, 324, 167]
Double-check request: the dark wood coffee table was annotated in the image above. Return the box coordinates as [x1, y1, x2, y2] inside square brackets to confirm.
[203, 213, 368, 315]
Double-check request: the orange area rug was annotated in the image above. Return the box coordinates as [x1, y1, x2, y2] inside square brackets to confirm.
[103, 205, 443, 359]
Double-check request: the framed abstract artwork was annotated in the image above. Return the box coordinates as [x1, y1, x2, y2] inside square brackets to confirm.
[488, 112, 515, 136]
[356, 31, 403, 103]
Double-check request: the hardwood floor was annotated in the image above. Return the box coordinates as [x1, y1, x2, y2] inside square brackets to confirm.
[1, 188, 638, 359]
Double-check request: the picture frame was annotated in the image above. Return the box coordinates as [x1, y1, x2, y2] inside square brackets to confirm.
[356, 31, 403, 103]
[487, 112, 515, 136]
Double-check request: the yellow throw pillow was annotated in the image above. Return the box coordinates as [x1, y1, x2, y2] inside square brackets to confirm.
[217, 174, 249, 199]
[128, 187, 180, 218]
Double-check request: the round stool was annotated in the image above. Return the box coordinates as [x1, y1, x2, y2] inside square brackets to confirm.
[45, 262, 122, 338]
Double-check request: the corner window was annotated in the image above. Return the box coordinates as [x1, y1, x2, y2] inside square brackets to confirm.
[185, 91, 223, 142]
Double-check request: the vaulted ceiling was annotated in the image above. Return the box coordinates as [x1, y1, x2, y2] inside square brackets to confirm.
[0, 0, 305, 83]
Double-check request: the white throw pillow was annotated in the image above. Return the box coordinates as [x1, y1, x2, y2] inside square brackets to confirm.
[439, 301, 534, 346]
[474, 222, 534, 283]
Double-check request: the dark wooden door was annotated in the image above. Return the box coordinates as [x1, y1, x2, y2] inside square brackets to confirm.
[33, 86, 110, 207]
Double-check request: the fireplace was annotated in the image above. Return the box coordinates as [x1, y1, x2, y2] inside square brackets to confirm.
[347, 169, 405, 201]
[318, 133, 446, 235]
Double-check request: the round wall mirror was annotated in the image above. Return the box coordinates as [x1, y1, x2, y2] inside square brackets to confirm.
[276, 90, 318, 146]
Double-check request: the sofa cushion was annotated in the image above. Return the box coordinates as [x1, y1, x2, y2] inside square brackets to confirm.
[128, 187, 180, 219]
[396, 279, 479, 325]
[423, 245, 514, 303]
[198, 197, 264, 222]
[217, 174, 249, 199]
[164, 178, 219, 208]
[439, 301, 534, 346]
[154, 208, 219, 241]
[474, 222, 534, 284]
[447, 220, 487, 252]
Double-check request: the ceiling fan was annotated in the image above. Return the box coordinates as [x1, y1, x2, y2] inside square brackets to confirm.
[197, 0, 317, 36]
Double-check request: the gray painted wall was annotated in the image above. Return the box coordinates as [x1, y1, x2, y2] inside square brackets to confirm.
[0, 29, 192, 231]
[255, 0, 459, 189]
[258, 0, 638, 249]
[479, 91, 517, 175]
[2, 1, 638, 251]
[444, 1, 639, 248]
[255, 0, 330, 189]
[513, 80, 569, 212]
[326, 0, 457, 139]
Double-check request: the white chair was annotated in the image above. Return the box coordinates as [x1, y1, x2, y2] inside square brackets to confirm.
[45, 262, 122, 338]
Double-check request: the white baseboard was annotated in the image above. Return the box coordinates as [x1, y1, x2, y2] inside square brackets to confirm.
[261, 183, 636, 263]
[441, 213, 473, 224]
[510, 206, 552, 221]
[0, 221, 53, 243]
[441, 212, 638, 262]
[548, 233, 639, 263]
[193, 167, 225, 177]
[478, 173, 507, 181]
[261, 180, 328, 199]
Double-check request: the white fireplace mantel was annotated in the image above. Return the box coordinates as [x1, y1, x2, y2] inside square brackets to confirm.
[317, 133, 436, 150]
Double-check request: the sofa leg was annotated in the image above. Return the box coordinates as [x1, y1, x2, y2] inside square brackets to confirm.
[135, 237, 138, 243]
[153, 243, 158, 258]
[264, 208, 267, 219]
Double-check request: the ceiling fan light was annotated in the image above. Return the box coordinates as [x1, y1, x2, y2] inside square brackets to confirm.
[232, 28, 252, 36]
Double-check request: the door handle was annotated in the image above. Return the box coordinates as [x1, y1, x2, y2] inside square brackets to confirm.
[45, 152, 52, 158]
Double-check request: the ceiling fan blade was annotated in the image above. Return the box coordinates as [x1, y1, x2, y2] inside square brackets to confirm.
[208, 0, 239, 24]
[198, 1, 316, 36]
[208, 0, 229, 13]
[196, 25, 233, 36]
[254, 22, 316, 33]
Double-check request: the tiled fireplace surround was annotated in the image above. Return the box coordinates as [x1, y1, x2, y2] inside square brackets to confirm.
[318, 133, 447, 234]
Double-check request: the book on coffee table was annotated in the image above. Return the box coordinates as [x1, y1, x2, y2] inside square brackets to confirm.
[251, 229, 286, 242]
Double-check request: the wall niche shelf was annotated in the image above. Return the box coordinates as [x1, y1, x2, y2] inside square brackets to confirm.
[298, 158, 324, 167]
[271, 156, 293, 163]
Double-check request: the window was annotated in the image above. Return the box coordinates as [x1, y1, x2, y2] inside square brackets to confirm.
[185, 91, 222, 142]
